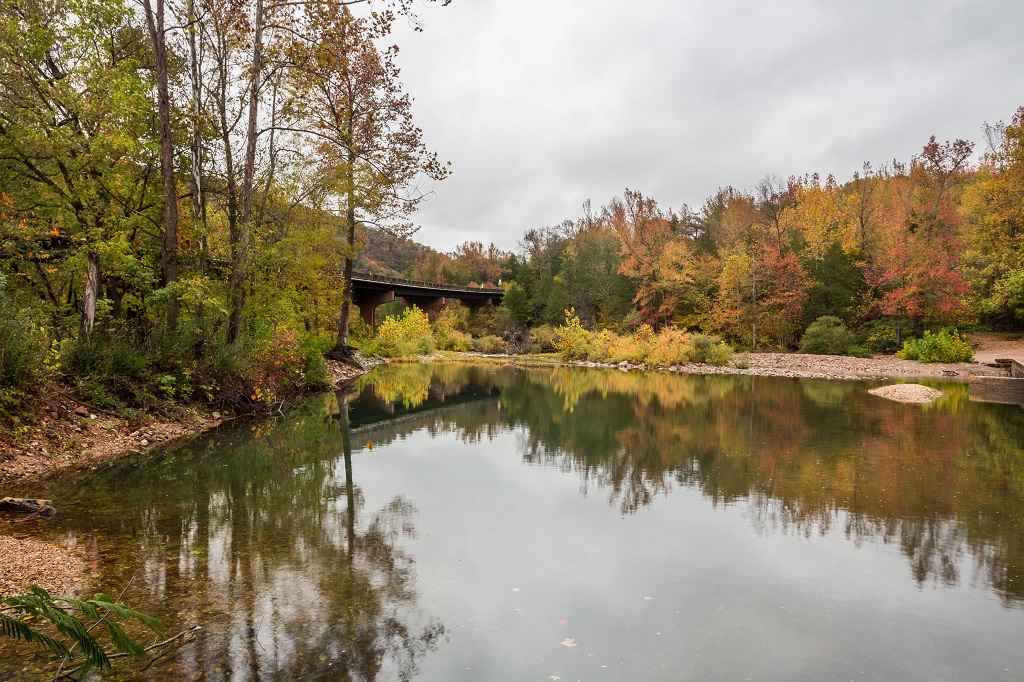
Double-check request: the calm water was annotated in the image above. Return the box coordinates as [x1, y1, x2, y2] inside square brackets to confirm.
[3, 363, 1024, 681]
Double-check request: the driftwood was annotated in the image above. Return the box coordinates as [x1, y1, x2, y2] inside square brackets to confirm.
[0, 497, 57, 519]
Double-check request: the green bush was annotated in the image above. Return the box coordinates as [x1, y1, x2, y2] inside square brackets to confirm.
[472, 335, 505, 354]
[529, 325, 558, 353]
[799, 316, 853, 355]
[896, 329, 973, 363]
[435, 328, 473, 352]
[554, 309, 594, 360]
[845, 345, 873, 358]
[361, 306, 436, 358]
[0, 276, 45, 388]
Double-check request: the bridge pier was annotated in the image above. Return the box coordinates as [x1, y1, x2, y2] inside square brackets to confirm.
[352, 290, 395, 331]
[463, 297, 494, 314]
[400, 295, 447, 321]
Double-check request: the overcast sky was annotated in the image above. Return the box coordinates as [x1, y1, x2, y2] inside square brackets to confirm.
[389, 0, 1024, 253]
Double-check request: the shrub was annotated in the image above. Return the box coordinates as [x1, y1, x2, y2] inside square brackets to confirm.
[896, 329, 973, 363]
[436, 328, 473, 352]
[692, 334, 734, 366]
[554, 314, 735, 367]
[554, 309, 594, 360]
[799, 316, 853, 355]
[433, 309, 474, 351]
[472, 335, 505, 354]
[845, 345, 873, 358]
[361, 306, 436, 358]
[529, 325, 558, 353]
[647, 328, 692, 366]
[0, 278, 45, 388]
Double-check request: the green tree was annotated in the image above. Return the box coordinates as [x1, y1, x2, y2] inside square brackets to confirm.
[287, 2, 448, 360]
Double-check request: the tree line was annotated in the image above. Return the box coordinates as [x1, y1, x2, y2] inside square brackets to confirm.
[404, 109, 1023, 352]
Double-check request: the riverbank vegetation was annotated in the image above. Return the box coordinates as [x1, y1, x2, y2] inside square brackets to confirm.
[1, 0, 1021, 431]
[0, 0, 447, 426]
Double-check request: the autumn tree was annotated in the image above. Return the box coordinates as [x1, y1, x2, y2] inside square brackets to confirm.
[961, 107, 1024, 327]
[0, 0, 158, 344]
[605, 189, 692, 327]
[286, 2, 448, 361]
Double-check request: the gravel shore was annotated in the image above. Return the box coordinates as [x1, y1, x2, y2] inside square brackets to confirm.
[0, 535, 85, 597]
[571, 352, 1008, 381]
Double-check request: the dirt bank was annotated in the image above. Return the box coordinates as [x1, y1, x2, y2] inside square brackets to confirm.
[0, 358, 374, 485]
[968, 331, 1024, 365]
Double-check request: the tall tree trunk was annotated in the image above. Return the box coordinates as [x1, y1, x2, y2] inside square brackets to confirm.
[79, 250, 100, 344]
[750, 262, 757, 352]
[188, 0, 207, 320]
[227, 0, 264, 344]
[144, 0, 180, 333]
[329, 181, 358, 360]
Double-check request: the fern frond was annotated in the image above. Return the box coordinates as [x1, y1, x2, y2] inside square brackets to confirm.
[91, 597, 165, 638]
[59, 597, 101, 620]
[1, 613, 73, 659]
[103, 619, 146, 658]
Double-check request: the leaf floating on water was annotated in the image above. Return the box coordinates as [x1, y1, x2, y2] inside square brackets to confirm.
[560, 638, 577, 647]
[558, 619, 569, 625]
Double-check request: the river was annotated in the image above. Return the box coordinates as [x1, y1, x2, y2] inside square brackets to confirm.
[3, 362, 1023, 680]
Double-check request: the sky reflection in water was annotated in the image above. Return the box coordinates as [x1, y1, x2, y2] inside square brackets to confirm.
[4, 362, 1024, 680]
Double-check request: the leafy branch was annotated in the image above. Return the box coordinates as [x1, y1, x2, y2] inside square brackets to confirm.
[0, 584, 168, 680]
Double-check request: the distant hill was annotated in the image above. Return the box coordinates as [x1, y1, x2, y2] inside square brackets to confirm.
[355, 227, 437, 277]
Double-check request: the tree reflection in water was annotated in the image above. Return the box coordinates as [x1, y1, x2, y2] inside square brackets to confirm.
[1, 389, 445, 681]
[355, 362, 1024, 606]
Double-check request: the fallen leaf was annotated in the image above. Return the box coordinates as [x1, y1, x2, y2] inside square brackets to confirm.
[560, 638, 577, 648]
[558, 619, 568, 625]
[366, 442, 375, 450]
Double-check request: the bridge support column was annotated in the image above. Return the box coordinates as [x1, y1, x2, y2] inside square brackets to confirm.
[463, 297, 494, 314]
[352, 290, 395, 331]
[400, 295, 446, 321]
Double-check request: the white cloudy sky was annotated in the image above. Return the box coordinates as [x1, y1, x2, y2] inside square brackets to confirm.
[389, 0, 1024, 253]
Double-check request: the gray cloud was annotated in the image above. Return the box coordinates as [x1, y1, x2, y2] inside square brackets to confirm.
[390, 0, 1024, 252]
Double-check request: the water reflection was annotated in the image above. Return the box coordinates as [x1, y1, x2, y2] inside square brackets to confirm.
[4, 361, 1024, 681]
[351, 363, 1024, 606]
[2, 390, 444, 681]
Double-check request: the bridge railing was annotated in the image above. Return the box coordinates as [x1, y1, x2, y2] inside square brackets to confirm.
[351, 271, 503, 295]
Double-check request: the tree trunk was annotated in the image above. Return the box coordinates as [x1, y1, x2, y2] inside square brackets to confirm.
[328, 193, 358, 360]
[750, 262, 757, 352]
[79, 250, 100, 343]
[228, 0, 264, 344]
[188, 0, 206, 321]
[144, 0, 180, 333]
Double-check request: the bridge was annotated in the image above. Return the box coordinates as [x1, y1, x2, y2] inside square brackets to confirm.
[351, 271, 504, 329]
